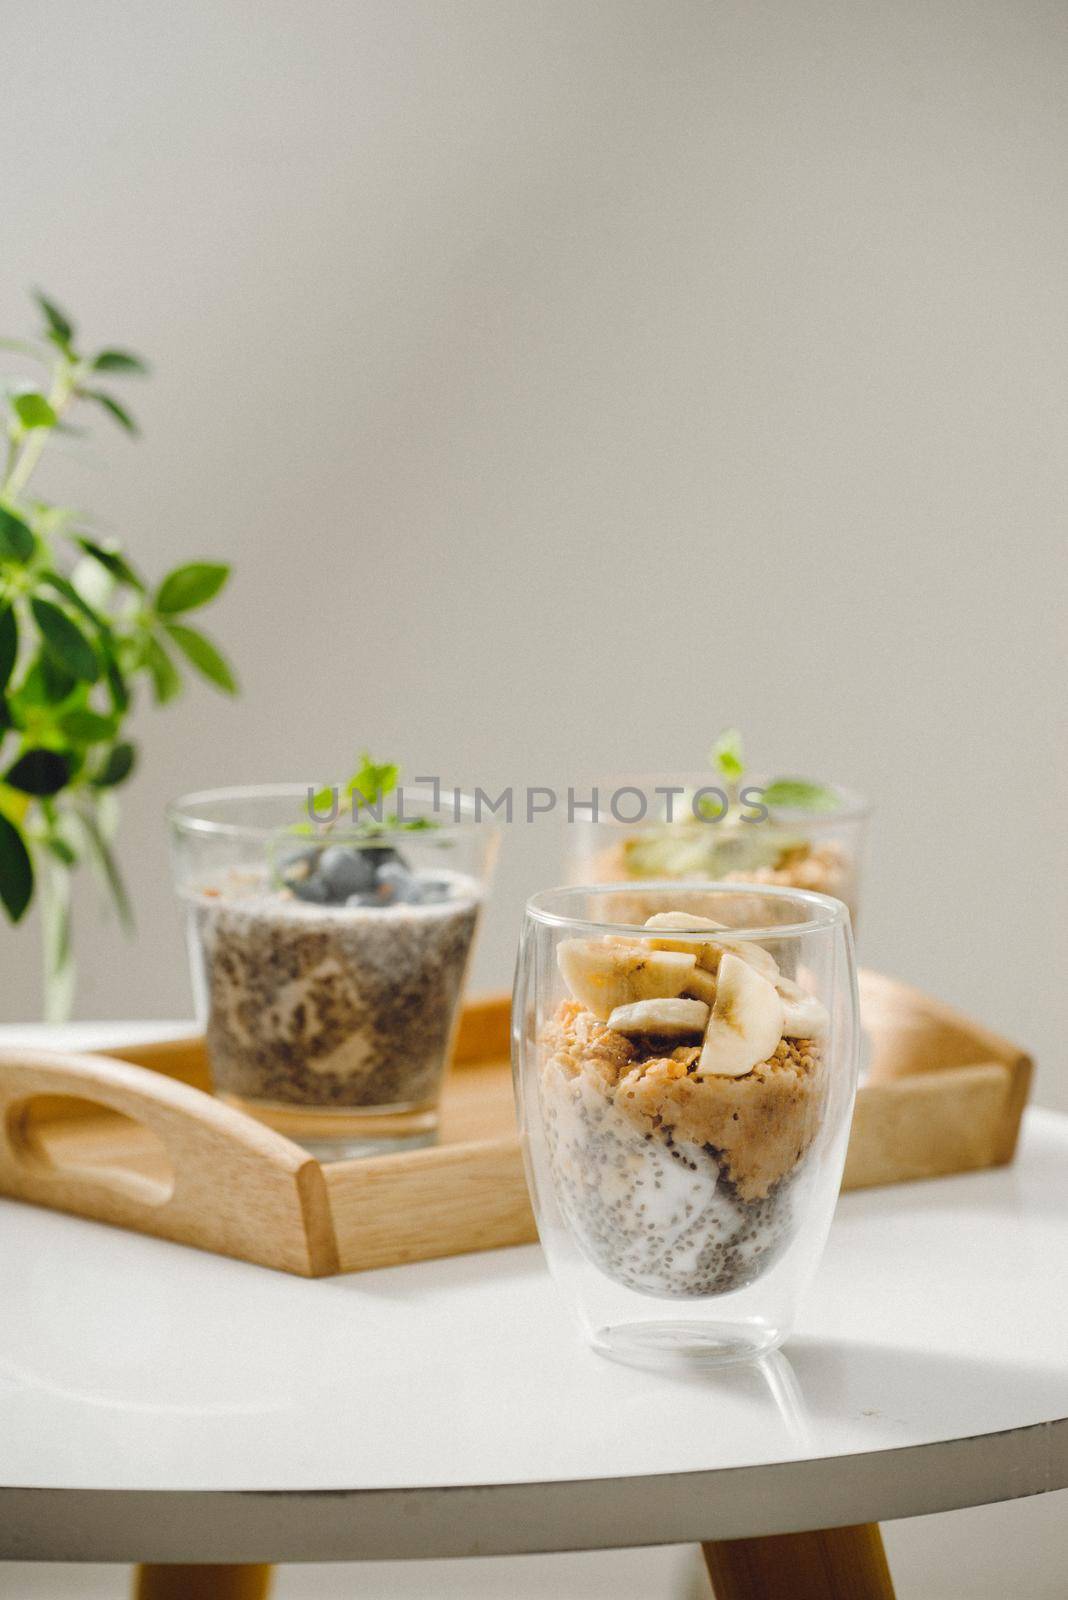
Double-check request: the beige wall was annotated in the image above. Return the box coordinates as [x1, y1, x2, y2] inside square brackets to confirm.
[1, 0, 1065, 1119]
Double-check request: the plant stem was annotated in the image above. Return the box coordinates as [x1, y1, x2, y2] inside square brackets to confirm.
[41, 853, 76, 1023]
[4, 361, 77, 502]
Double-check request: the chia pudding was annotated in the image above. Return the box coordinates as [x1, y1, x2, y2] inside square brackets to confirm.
[190, 873, 480, 1112]
[539, 913, 827, 1298]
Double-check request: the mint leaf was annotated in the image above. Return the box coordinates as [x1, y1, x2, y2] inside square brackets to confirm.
[711, 728, 744, 782]
[31, 598, 100, 683]
[0, 507, 36, 563]
[13, 393, 57, 429]
[0, 813, 33, 921]
[155, 562, 230, 615]
[5, 748, 72, 797]
[163, 622, 237, 693]
[91, 350, 150, 375]
[762, 778, 839, 812]
[349, 753, 399, 807]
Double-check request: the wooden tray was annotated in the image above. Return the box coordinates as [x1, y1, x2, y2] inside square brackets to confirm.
[0, 971, 1032, 1278]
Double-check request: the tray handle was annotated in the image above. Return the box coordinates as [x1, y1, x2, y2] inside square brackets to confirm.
[0, 1048, 339, 1276]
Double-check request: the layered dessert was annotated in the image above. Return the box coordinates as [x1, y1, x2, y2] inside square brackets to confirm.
[185, 841, 481, 1122]
[594, 820, 856, 915]
[540, 914, 828, 1297]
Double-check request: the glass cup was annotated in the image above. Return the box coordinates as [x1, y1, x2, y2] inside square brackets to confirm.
[169, 784, 498, 1160]
[512, 882, 859, 1370]
[567, 777, 870, 926]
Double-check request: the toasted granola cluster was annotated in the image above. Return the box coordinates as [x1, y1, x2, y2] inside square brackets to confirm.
[543, 1000, 823, 1201]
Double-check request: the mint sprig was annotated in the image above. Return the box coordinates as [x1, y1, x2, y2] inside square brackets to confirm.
[710, 727, 745, 783]
[709, 727, 838, 812]
[760, 778, 838, 812]
[310, 753, 437, 833]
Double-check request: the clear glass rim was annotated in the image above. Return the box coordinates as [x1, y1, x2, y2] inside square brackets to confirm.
[166, 782, 489, 841]
[578, 775, 871, 827]
[524, 881, 849, 939]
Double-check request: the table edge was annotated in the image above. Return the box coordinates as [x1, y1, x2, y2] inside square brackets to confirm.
[3, 1413, 1066, 1562]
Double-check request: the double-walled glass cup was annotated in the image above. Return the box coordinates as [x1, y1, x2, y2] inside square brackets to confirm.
[169, 784, 498, 1160]
[568, 778, 870, 926]
[513, 883, 859, 1369]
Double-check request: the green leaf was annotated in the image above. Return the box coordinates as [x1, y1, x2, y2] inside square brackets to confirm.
[31, 598, 100, 683]
[15, 650, 78, 708]
[0, 696, 10, 735]
[144, 634, 182, 704]
[349, 753, 399, 807]
[45, 834, 77, 866]
[42, 570, 109, 635]
[74, 536, 145, 592]
[0, 506, 36, 563]
[155, 562, 230, 615]
[103, 654, 130, 714]
[5, 748, 73, 797]
[78, 802, 133, 932]
[91, 349, 150, 375]
[163, 622, 238, 694]
[33, 290, 75, 353]
[80, 389, 138, 434]
[58, 707, 117, 744]
[0, 606, 16, 692]
[92, 741, 136, 788]
[12, 392, 57, 429]
[711, 728, 745, 783]
[0, 812, 33, 921]
[761, 779, 839, 813]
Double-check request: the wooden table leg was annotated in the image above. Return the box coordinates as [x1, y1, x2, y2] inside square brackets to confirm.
[702, 1523, 895, 1599]
[133, 1565, 273, 1599]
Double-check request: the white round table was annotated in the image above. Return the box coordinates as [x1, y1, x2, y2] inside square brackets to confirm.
[1, 1024, 1066, 1597]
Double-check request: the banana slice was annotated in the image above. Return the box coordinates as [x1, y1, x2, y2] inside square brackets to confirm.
[776, 976, 829, 1039]
[557, 939, 697, 1020]
[644, 912, 780, 982]
[681, 967, 718, 1006]
[697, 952, 784, 1078]
[643, 911, 726, 935]
[607, 997, 710, 1038]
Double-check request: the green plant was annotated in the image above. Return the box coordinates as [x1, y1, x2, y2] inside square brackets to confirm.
[306, 754, 438, 832]
[1, 291, 237, 1017]
[708, 729, 838, 811]
[620, 732, 840, 878]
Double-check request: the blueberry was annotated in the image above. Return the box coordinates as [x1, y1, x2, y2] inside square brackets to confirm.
[364, 844, 407, 873]
[293, 875, 330, 904]
[277, 844, 321, 885]
[345, 890, 381, 908]
[376, 862, 418, 902]
[319, 846, 376, 901]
